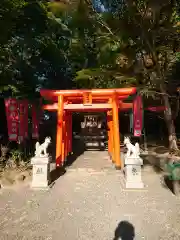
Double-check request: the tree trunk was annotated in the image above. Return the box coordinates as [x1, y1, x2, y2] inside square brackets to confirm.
[161, 88, 178, 151]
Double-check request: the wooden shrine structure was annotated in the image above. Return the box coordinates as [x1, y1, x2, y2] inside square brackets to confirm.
[40, 88, 137, 169]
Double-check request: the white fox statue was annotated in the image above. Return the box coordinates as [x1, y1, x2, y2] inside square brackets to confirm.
[123, 136, 140, 158]
[35, 137, 51, 157]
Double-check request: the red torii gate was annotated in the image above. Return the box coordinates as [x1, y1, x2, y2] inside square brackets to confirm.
[40, 87, 136, 169]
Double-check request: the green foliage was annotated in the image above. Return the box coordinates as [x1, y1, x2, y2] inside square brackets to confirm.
[5, 147, 30, 169]
[75, 67, 137, 88]
[0, 0, 180, 97]
[0, 0, 72, 98]
[10, 149, 23, 163]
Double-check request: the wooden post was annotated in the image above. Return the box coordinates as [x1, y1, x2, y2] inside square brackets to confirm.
[56, 95, 64, 167]
[107, 110, 114, 162]
[61, 112, 66, 164]
[107, 111, 111, 153]
[65, 112, 68, 158]
[110, 112, 115, 163]
[69, 112, 72, 153]
[66, 112, 69, 155]
[112, 94, 121, 169]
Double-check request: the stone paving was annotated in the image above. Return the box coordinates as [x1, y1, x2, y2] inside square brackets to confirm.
[0, 151, 180, 240]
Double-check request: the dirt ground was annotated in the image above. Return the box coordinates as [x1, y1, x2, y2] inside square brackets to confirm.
[0, 151, 180, 240]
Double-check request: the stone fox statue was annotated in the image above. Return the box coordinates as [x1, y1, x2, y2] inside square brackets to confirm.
[123, 136, 140, 158]
[35, 137, 51, 157]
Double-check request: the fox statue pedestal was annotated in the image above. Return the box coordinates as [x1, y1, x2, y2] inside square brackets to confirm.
[31, 137, 52, 189]
[125, 157, 144, 189]
[124, 137, 144, 189]
[31, 156, 51, 189]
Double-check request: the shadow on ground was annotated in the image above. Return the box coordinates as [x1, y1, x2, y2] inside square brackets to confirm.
[49, 139, 85, 183]
[141, 154, 163, 174]
[141, 149, 180, 195]
[113, 221, 135, 240]
[50, 167, 66, 184]
[153, 146, 169, 154]
[50, 140, 84, 184]
[64, 139, 85, 168]
[141, 150, 170, 174]
[162, 176, 180, 195]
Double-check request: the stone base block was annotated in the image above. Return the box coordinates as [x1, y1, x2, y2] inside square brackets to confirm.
[125, 165, 144, 189]
[125, 156, 143, 165]
[126, 181, 144, 189]
[31, 156, 51, 165]
[31, 181, 49, 190]
[31, 156, 51, 190]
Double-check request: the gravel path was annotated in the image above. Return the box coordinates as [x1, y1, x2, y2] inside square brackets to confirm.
[0, 151, 180, 240]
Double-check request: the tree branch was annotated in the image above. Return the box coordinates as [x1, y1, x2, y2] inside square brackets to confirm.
[84, 0, 115, 37]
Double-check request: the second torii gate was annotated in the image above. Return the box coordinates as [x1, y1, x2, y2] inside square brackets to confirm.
[40, 87, 136, 169]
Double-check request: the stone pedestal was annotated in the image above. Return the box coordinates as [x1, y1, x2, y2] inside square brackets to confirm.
[120, 152, 125, 170]
[125, 156, 144, 189]
[31, 156, 51, 189]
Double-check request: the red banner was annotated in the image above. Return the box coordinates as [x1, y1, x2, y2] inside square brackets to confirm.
[5, 98, 19, 141]
[133, 95, 143, 137]
[19, 100, 28, 142]
[32, 104, 39, 139]
[147, 106, 166, 112]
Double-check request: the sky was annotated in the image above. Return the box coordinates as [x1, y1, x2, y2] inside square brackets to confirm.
[93, 0, 106, 12]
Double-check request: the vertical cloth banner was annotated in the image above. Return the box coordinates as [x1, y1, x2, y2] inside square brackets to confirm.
[5, 98, 19, 141]
[19, 100, 28, 142]
[133, 95, 143, 137]
[129, 111, 133, 133]
[32, 103, 39, 139]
